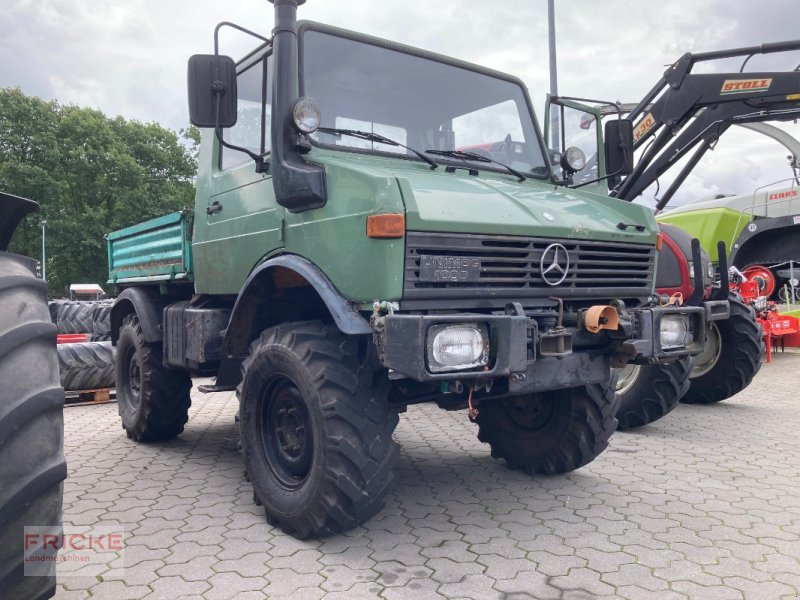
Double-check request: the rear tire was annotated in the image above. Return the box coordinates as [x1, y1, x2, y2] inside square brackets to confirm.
[612, 357, 692, 430]
[238, 321, 399, 538]
[475, 383, 619, 474]
[116, 314, 192, 441]
[683, 294, 764, 404]
[0, 252, 66, 600]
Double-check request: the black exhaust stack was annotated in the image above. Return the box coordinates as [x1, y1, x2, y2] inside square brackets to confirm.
[268, 0, 327, 213]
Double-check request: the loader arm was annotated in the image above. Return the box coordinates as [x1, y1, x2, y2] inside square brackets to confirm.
[611, 39, 800, 207]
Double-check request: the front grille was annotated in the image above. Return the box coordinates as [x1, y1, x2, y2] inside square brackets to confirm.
[404, 232, 655, 301]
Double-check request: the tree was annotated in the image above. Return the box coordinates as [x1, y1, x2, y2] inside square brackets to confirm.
[0, 87, 199, 296]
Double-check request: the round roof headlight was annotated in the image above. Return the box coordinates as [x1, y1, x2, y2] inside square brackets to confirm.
[291, 97, 321, 134]
[561, 146, 587, 173]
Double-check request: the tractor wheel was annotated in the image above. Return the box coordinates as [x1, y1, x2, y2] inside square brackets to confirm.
[682, 294, 764, 404]
[475, 383, 619, 474]
[58, 341, 116, 391]
[0, 251, 66, 600]
[116, 314, 192, 441]
[612, 357, 692, 431]
[238, 321, 399, 538]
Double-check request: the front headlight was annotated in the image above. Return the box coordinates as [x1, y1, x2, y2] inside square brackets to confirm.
[688, 263, 695, 280]
[427, 323, 489, 373]
[660, 315, 691, 349]
[561, 146, 587, 173]
[290, 97, 321, 134]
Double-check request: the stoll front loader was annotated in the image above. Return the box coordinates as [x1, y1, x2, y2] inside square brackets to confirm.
[546, 39, 800, 428]
[104, 0, 713, 538]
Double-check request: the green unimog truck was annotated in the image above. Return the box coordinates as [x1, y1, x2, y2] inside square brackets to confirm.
[106, 0, 713, 538]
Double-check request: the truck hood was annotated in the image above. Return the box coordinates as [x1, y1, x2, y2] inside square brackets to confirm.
[396, 170, 657, 244]
[312, 151, 658, 244]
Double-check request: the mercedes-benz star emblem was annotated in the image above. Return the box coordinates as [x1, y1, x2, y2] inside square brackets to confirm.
[540, 243, 570, 286]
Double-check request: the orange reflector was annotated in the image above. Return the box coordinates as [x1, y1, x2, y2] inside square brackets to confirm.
[367, 214, 405, 238]
[655, 233, 664, 251]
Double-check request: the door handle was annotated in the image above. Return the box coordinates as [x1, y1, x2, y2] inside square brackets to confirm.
[207, 201, 223, 215]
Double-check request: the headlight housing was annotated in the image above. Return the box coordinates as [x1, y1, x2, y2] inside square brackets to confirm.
[290, 97, 321, 134]
[660, 315, 692, 349]
[560, 146, 587, 173]
[427, 323, 489, 373]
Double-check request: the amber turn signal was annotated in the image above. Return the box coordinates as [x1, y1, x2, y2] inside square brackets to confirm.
[367, 214, 405, 238]
[655, 233, 664, 251]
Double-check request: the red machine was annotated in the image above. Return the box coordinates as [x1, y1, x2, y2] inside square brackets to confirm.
[733, 274, 799, 362]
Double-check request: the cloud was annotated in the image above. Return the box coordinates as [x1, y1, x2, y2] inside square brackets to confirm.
[1, 0, 798, 208]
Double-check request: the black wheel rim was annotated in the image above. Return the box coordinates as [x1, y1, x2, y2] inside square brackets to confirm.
[503, 395, 557, 432]
[258, 375, 314, 490]
[123, 345, 141, 413]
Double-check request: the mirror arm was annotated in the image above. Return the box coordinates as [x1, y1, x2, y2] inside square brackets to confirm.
[214, 22, 271, 55]
[569, 145, 630, 189]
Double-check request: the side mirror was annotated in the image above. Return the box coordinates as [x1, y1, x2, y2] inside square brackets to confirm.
[187, 54, 238, 128]
[604, 119, 634, 178]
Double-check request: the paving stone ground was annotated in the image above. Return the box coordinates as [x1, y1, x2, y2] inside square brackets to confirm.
[55, 351, 800, 600]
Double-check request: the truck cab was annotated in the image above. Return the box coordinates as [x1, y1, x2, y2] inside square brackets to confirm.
[107, 0, 709, 538]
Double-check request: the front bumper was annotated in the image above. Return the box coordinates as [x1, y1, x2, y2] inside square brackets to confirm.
[373, 303, 708, 394]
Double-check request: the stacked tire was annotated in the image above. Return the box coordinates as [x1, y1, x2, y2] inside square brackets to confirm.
[49, 299, 116, 391]
[49, 299, 112, 342]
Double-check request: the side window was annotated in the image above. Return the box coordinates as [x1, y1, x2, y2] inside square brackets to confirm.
[561, 105, 598, 160]
[553, 105, 599, 183]
[220, 54, 273, 170]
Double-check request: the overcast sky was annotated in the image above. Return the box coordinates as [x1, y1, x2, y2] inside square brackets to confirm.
[2, 0, 799, 207]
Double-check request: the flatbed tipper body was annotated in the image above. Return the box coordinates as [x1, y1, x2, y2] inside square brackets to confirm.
[107, 211, 193, 284]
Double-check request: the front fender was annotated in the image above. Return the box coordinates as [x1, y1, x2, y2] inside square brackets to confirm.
[221, 254, 372, 358]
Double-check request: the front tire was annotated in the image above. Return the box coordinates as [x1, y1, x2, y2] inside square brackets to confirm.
[683, 294, 764, 404]
[116, 314, 192, 441]
[613, 357, 693, 431]
[475, 383, 619, 474]
[239, 321, 399, 538]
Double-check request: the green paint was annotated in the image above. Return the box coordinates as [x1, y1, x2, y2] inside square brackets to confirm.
[107, 211, 193, 283]
[108, 32, 660, 304]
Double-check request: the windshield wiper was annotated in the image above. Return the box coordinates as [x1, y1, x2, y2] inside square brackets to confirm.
[425, 149, 527, 182]
[317, 127, 439, 170]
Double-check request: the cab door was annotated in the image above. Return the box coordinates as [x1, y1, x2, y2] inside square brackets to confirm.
[193, 52, 283, 295]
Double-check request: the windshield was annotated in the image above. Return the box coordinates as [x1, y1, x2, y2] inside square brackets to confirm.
[301, 28, 549, 178]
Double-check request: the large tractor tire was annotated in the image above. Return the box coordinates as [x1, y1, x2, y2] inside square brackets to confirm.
[55, 301, 95, 334]
[58, 341, 116, 391]
[612, 357, 693, 431]
[238, 321, 399, 538]
[115, 314, 192, 441]
[682, 294, 764, 404]
[0, 251, 66, 600]
[475, 383, 619, 474]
